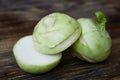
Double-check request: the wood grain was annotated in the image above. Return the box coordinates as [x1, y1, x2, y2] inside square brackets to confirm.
[0, 0, 120, 80]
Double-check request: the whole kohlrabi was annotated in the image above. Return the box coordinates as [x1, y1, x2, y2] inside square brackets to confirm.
[72, 12, 112, 63]
[33, 12, 81, 54]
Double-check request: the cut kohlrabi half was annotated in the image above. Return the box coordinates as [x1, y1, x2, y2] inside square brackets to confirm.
[13, 36, 62, 74]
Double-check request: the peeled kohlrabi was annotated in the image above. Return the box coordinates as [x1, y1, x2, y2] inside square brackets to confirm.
[13, 36, 62, 74]
[33, 12, 81, 54]
[72, 12, 112, 63]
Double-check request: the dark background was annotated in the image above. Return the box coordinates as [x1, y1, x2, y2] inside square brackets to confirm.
[0, 0, 120, 80]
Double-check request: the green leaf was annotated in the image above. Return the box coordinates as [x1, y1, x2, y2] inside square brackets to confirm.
[95, 11, 106, 31]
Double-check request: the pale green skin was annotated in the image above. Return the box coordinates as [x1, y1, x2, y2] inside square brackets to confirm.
[13, 36, 62, 74]
[72, 18, 112, 63]
[16, 58, 61, 74]
[33, 12, 81, 54]
[15, 56, 61, 74]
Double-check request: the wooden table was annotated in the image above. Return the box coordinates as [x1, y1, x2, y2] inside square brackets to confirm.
[0, 0, 120, 80]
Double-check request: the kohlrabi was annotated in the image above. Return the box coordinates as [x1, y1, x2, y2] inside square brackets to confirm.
[13, 36, 62, 74]
[72, 12, 112, 63]
[13, 12, 112, 75]
[33, 12, 81, 54]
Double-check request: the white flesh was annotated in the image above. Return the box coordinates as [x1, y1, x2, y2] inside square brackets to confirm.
[13, 35, 62, 66]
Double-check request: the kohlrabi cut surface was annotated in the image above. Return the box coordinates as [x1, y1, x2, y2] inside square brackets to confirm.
[33, 12, 81, 54]
[72, 12, 112, 63]
[13, 36, 62, 74]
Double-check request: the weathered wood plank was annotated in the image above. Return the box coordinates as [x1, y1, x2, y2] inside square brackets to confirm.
[0, 37, 120, 80]
[0, 0, 120, 80]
